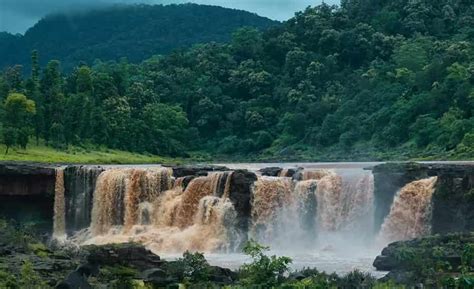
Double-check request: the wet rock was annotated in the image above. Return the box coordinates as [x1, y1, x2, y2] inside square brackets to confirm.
[372, 162, 474, 234]
[0, 162, 56, 197]
[374, 233, 474, 284]
[64, 165, 105, 233]
[373, 255, 399, 271]
[170, 165, 229, 178]
[0, 162, 57, 176]
[142, 268, 179, 287]
[56, 270, 92, 289]
[208, 265, 238, 284]
[85, 243, 163, 271]
[228, 170, 258, 243]
[259, 167, 282, 177]
[291, 168, 307, 180]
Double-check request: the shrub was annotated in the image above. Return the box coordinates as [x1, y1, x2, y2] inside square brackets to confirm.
[19, 261, 48, 289]
[0, 270, 19, 289]
[239, 239, 292, 287]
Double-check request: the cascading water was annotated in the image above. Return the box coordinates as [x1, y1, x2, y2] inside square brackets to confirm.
[76, 169, 240, 253]
[250, 169, 375, 252]
[52, 163, 441, 276]
[250, 176, 294, 245]
[63, 166, 104, 233]
[377, 177, 437, 244]
[53, 168, 66, 239]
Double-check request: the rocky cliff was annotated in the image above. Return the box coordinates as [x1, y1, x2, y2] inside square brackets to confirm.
[372, 162, 474, 234]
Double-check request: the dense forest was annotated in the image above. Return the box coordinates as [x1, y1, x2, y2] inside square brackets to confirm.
[0, 4, 278, 71]
[1, 0, 474, 161]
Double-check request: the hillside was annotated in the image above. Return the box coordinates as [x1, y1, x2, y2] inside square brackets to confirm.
[0, 4, 278, 71]
[0, 0, 473, 161]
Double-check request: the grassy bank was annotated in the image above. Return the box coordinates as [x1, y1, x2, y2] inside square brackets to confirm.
[0, 144, 179, 164]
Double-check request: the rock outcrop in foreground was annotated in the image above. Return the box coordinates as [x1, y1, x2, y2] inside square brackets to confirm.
[374, 233, 474, 284]
[58, 243, 237, 288]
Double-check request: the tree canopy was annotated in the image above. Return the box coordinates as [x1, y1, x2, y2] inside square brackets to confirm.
[1, 0, 473, 160]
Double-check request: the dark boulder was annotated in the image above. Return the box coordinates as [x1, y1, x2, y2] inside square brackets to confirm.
[170, 165, 229, 178]
[141, 268, 179, 287]
[85, 243, 163, 271]
[259, 167, 282, 177]
[227, 170, 258, 246]
[56, 270, 92, 289]
[208, 265, 238, 284]
[64, 165, 105, 233]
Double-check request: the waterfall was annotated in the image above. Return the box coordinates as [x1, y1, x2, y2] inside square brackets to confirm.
[377, 177, 437, 244]
[251, 177, 294, 245]
[59, 164, 439, 255]
[90, 169, 129, 235]
[64, 166, 104, 233]
[250, 169, 375, 251]
[316, 172, 374, 232]
[302, 169, 335, 181]
[53, 168, 66, 239]
[81, 170, 240, 253]
[90, 167, 173, 235]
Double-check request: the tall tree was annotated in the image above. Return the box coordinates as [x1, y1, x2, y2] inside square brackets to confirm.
[3, 93, 36, 153]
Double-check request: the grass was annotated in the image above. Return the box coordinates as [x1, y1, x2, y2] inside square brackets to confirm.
[0, 144, 181, 164]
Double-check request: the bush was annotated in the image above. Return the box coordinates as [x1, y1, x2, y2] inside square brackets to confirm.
[180, 251, 211, 283]
[0, 270, 19, 289]
[239, 239, 292, 287]
[19, 261, 48, 289]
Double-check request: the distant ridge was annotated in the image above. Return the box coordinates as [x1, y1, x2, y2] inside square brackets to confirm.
[0, 3, 279, 71]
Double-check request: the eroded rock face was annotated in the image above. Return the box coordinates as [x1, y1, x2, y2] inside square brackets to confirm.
[372, 163, 431, 233]
[432, 171, 474, 234]
[0, 162, 57, 197]
[227, 170, 258, 239]
[372, 162, 474, 234]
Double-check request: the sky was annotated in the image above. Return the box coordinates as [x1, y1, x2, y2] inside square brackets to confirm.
[0, 0, 339, 34]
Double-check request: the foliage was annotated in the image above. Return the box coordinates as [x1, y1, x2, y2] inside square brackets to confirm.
[239, 239, 292, 286]
[0, 1, 474, 160]
[179, 251, 212, 283]
[98, 266, 139, 289]
[0, 4, 277, 71]
[18, 261, 49, 289]
[0, 270, 19, 289]
[2, 93, 36, 152]
[164, 251, 213, 284]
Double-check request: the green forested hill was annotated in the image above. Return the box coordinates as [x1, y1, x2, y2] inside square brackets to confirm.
[0, 4, 278, 71]
[1, 0, 474, 161]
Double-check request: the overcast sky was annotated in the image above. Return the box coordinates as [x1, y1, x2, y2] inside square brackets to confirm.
[0, 0, 339, 34]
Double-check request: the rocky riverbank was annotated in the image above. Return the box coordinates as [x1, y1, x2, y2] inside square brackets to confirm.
[373, 233, 474, 286]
